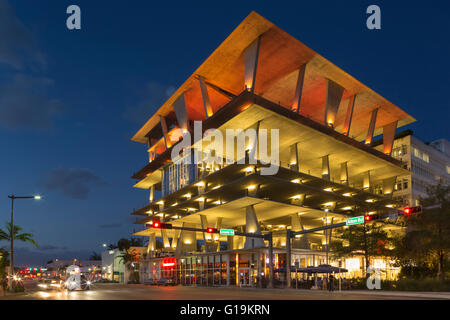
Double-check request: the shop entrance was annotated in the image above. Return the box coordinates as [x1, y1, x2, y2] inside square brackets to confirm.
[239, 268, 252, 287]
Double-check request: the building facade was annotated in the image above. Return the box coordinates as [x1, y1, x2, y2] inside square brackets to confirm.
[130, 12, 416, 287]
[374, 131, 450, 207]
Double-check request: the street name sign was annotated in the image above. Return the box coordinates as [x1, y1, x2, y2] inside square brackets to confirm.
[346, 216, 365, 226]
[220, 228, 235, 236]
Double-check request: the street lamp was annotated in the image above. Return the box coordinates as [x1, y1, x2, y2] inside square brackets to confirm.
[7, 194, 41, 292]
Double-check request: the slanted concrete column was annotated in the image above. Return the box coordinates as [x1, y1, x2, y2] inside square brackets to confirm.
[382, 176, 397, 197]
[324, 79, 345, 128]
[244, 205, 265, 249]
[173, 93, 189, 132]
[244, 36, 261, 92]
[290, 214, 310, 249]
[322, 155, 331, 181]
[292, 64, 307, 113]
[161, 229, 171, 251]
[289, 143, 301, 172]
[365, 108, 379, 145]
[199, 76, 213, 118]
[172, 229, 180, 250]
[147, 234, 156, 257]
[342, 95, 356, 136]
[175, 223, 197, 256]
[200, 214, 216, 252]
[160, 116, 172, 149]
[340, 162, 349, 186]
[227, 236, 234, 250]
[149, 185, 155, 203]
[363, 170, 371, 191]
[383, 121, 398, 155]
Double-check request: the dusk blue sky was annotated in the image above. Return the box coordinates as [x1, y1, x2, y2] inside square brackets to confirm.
[0, 0, 449, 265]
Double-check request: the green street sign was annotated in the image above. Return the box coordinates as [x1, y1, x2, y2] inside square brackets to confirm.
[220, 228, 235, 236]
[346, 216, 365, 226]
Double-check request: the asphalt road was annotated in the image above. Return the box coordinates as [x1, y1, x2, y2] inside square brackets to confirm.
[1, 280, 449, 300]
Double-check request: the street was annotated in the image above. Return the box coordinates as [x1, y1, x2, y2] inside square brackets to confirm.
[1, 280, 449, 300]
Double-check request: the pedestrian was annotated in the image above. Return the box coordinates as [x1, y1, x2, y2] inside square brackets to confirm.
[328, 274, 334, 292]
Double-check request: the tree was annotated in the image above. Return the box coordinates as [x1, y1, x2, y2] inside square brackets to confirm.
[118, 248, 140, 283]
[117, 238, 131, 251]
[107, 243, 118, 250]
[129, 237, 143, 247]
[89, 251, 101, 260]
[394, 183, 450, 280]
[0, 223, 38, 247]
[330, 222, 393, 277]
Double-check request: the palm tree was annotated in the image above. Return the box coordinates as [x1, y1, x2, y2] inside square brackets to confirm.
[0, 222, 38, 247]
[118, 249, 140, 283]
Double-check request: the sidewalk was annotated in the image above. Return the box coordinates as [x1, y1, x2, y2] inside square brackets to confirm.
[338, 289, 450, 300]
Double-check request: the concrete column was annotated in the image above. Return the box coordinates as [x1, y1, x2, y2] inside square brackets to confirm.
[289, 143, 300, 172]
[227, 236, 234, 251]
[324, 79, 345, 127]
[149, 185, 155, 203]
[175, 223, 197, 256]
[363, 170, 371, 191]
[244, 205, 265, 249]
[244, 36, 261, 92]
[199, 76, 213, 118]
[147, 234, 156, 257]
[161, 229, 171, 250]
[383, 121, 398, 155]
[160, 115, 172, 149]
[340, 162, 349, 186]
[291, 214, 310, 249]
[382, 176, 397, 197]
[322, 155, 330, 181]
[292, 64, 306, 113]
[365, 108, 379, 145]
[342, 95, 356, 136]
[173, 93, 189, 132]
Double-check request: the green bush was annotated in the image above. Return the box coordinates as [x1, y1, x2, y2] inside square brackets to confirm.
[381, 279, 450, 292]
[346, 278, 450, 291]
[14, 285, 25, 293]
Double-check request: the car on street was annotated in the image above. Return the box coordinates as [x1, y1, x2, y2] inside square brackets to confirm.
[156, 277, 175, 286]
[37, 278, 63, 290]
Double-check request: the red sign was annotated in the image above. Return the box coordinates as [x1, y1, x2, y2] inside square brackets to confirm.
[162, 258, 176, 268]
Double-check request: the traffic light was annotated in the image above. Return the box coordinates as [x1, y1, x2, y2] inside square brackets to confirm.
[403, 206, 422, 216]
[205, 227, 218, 234]
[364, 214, 380, 222]
[151, 220, 172, 229]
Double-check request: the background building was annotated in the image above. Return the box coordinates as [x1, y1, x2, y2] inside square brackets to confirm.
[374, 130, 450, 207]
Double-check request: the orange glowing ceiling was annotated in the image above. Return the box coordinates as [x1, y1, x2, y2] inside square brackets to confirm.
[132, 11, 415, 143]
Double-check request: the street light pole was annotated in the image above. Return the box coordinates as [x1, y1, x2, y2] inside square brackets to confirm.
[7, 194, 41, 292]
[9, 196, 14, 293]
